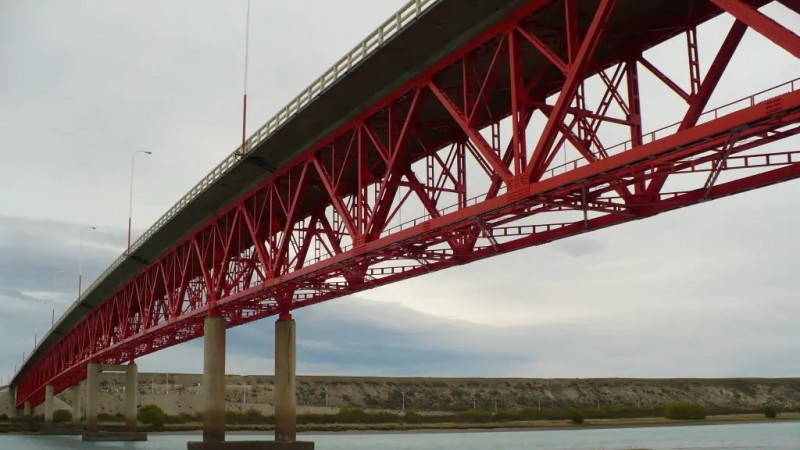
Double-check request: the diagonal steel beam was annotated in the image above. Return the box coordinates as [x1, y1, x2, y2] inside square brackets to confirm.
[711, 0, 800, 58]
[525, 0, 617, 182]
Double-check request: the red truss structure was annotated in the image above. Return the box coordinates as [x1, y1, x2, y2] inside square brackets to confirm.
[16, 0, 800, 406]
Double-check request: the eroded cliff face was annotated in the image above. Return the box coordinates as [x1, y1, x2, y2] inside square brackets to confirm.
[50, 375, 800, 416]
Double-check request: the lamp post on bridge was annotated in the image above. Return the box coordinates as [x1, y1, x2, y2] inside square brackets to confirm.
[128, 150, 153, 253]
[50, 270, 67, 328]
[78, 226, 97, 300]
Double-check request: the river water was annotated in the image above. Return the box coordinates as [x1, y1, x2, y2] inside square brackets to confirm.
[0, 422, 797, 449]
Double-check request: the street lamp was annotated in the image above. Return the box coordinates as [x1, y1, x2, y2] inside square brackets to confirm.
[78, 226, 97, 299]
[128, 150, 153, 252]
[51, 270, 67, 328]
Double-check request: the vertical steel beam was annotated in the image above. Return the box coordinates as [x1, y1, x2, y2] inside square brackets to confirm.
[648, 20, 747, 197]
[682, 21, 747, 130]
[509, 30, 528, 176]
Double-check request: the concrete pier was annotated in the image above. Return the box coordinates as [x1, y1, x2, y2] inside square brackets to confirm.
[203, 315, 226, 443]
[275, 316, 297, 443]
[23, 400, 31, 416]
[72, 383, 82, 424]
[83, 362, 146, 441]
[125, 363, 138, 431]
[7, 387, 16, 418]
[86, 363, 99, 432]
[44, 385, 54, 427]
[187, 314, 313, 450]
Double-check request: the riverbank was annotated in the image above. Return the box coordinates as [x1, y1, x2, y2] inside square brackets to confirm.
[2, 413, 798, 435]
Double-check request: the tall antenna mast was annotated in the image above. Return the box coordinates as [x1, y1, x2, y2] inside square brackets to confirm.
[241, 0, 251, 154]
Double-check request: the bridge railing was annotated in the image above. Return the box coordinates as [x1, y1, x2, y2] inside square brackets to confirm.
[76, 0, 437, 306]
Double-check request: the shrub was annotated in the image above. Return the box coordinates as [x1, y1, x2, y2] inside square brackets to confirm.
[457, 408, 494, 423]
[165, 412, 198, 424]
[0, 414, 8, 421]
[567, 408, 584, 424]
[402, 410, 424, 424]
[53, 409, 72, 423]
[227, 408, 269, 425]
[763, 405, 778, 419]
[664, 402, 706, 420]
[138, 404, 166, 429]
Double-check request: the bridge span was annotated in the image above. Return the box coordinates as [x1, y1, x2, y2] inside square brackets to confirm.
[7, 0, 800, 447]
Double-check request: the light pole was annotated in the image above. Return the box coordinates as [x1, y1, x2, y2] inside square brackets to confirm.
[78, 226, 97, 300]
[52, 270, 67, 327]
[128, 150, 152, 252]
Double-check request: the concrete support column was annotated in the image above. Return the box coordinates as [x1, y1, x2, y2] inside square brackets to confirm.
[275, 314, 297, 443]
[125, 363, 138, 431]
[23, 401, 31, 417]
[7, 387, 16, 418]
[72, 382, 83, 424]
[86, 363, 99, 432]
[44, 385, 54, 427]
[202, 315, 226, 443]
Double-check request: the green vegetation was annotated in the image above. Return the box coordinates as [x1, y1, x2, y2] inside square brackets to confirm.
[87, 400, 791, 430]
[165, 412, 200, 424]
[664, 402, 706, 420]
[763, 405, 778, 419]
[53, 409, 72, 423]
[459, 409, 494, 423]
[298, 407, 397, 425]
[226, 409, 271, 424]
[567, 408, 584, 425]
[401, 410, 424, 423]
[138, 404, 166, 429]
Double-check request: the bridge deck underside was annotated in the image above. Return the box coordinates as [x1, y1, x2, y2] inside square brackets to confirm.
[15, 0, 800, 406]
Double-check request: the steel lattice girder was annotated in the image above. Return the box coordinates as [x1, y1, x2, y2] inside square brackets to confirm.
[16, 0, 800, 406]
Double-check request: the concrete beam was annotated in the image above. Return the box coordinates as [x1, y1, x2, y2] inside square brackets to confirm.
[97, 364, 130, 373]
[274, 316, 296, 443]
[203, 315, 226, 442]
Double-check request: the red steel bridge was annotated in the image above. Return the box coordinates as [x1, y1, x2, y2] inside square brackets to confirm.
[12, 0, 800, 407]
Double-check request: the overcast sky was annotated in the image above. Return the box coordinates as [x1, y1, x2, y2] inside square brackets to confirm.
[1, 1, 799, 384]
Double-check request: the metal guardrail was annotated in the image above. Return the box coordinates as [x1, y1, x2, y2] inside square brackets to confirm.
[76, 0, 437, 306]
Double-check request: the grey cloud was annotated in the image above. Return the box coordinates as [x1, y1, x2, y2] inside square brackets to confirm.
[2, 1, 800, 384]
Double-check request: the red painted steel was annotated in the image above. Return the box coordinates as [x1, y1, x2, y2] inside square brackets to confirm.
[15, 0, 800, 406]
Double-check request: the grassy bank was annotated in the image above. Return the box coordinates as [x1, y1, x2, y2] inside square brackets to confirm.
[2, 408, 798, 434]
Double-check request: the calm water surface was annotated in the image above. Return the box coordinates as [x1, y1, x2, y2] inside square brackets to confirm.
[1, 422, 798, 450]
